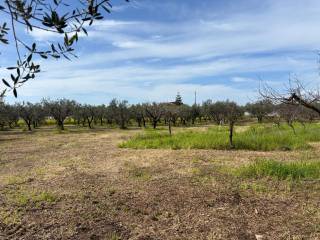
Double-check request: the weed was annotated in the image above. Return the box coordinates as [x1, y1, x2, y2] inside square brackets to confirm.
[0, 209, 22, 225]
[5, 189, 57, 206]
[32, 191, 57, 203]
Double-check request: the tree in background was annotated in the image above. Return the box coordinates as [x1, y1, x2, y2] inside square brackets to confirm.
[163, 104, 179, 135]
[145, 103, 165, 129]
[17, 102, 36, 131]
[42, 99, 75, 130]
[131, 104, 146, 128]
[177, 104, 192, 125]
[261, 78, 320, 117]
[246, 100, 273, 123]
[0, 0, 129, 98]
[190, 104, 201, 124]
[174, 93, 183, 106]
[82, 104, 96, 129]
[207, 101, 227, 125]
[277, 103, 298, 134]
[32, 103, 45, 128]
[95, 105, 107, 126]
[0, 102, 9, 130]
[221, 101, 244, 148]
[108, 99, 130, 129]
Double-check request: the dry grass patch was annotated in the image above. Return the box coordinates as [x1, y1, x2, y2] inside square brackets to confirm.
[1, 127, 320, 239]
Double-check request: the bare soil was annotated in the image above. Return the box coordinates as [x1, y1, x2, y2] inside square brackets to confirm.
[0, 127, 319, 240]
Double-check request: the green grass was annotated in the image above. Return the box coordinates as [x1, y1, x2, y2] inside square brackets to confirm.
[120, 124, 320, 151]
[236, 159, 320, 180]
[5, 190, 57, 206]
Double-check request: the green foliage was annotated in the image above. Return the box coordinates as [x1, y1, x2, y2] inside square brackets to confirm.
[236, 159, 320, 180]
[120, 124, 320, 151]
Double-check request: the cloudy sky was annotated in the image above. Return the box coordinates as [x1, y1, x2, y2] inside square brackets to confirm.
[2, 0, 320, 105]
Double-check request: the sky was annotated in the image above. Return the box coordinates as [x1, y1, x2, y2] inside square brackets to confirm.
[2, 0, 320, 105]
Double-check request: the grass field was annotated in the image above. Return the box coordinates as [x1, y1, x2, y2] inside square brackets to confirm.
[120, 123, 320, 151]
[1, 125, 320, 239]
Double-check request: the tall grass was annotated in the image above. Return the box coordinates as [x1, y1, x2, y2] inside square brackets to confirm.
[236, 159, 320, 180]
[120, 123, 320, 151]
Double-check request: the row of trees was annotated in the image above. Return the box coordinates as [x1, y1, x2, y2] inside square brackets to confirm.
[1, 97, 319, 147]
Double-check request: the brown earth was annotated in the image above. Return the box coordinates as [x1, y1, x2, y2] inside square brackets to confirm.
[0, 127, 319, 240]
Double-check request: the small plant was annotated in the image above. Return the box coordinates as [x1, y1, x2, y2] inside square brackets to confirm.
[32, 191, 57, 203]
[129, 167, 152, 181]
[124, 162, 152, 181]
[5, 190, 57, 207]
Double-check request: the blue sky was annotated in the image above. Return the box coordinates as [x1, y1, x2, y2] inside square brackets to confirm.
[2, 0, 320, 105]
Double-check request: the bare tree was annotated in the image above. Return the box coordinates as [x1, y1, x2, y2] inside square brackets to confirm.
[277, 104, 298, 134]
[260, 78, 320, 116]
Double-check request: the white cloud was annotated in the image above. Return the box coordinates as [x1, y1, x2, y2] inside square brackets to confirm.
[5, 0, 320, 104]
[231, 77, 256, 83]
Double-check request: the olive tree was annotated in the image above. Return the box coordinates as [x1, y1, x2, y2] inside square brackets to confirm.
[177, 104, 192, 125]
[163, 104, 179, 135]
[0, 102, 9, 130]
[145, 103, 165, 129]
[72, 103, 84, 126]
[82, 104, 96, 129]
[190, 104, 201, 124]
[246, 100, 273, 123]
[31, 103, 45, 128]
[95, 105, 107, 126]
[43, 99, 75, 130]
[131, 104, 146, 128]
[221, 101, 244, 148]
[7, 104, 19, 128]
[0, 103, 19, 129]
[108, 99, 130, 129]
[207, 101, 227, 125]
[17, 102, 36, 131]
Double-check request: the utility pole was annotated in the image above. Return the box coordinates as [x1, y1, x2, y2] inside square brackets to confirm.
[194, 91, 197, 105]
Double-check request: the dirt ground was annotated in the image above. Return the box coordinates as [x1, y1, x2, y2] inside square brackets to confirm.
[0, 127, 319, 240]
